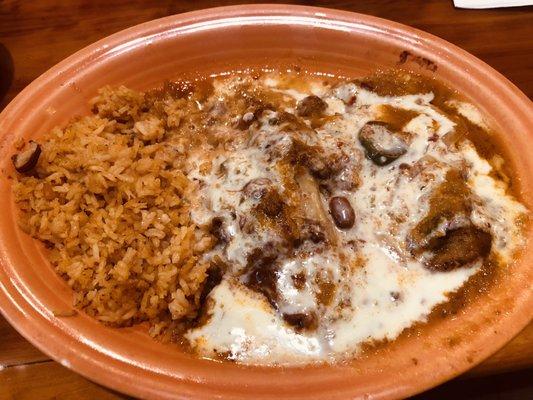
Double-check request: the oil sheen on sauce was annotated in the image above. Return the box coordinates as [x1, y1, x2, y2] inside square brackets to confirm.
[181, 71, 527, 365]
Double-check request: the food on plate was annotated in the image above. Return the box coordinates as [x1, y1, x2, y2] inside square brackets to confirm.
[11, 70, 528, 365]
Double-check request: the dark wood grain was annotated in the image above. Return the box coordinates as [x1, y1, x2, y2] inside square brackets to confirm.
[0, 0, 532, 399]
[0, 0, 532, 111]
[414, 367, 533, 400]
[0, 316, 48, 367]
[0, 361, 130, 400]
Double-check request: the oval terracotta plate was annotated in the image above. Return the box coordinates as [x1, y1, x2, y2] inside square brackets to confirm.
[0, 5, 531, 400]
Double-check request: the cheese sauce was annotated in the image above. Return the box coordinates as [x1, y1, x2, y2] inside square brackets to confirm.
[180, 71, 527, 365]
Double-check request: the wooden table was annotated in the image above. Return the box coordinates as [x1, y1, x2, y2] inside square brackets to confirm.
[0, 1, 532, 399]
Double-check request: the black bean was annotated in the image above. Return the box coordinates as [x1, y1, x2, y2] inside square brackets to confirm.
[329, 196, 355, 229]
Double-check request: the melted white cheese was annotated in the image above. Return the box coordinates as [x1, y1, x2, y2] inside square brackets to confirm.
[462, 145, 527, 262]
[446, 100, 488, 129]
[328, 243, 479, 353]
[187, 280, 324, 364]
[183, 75, 527, 365]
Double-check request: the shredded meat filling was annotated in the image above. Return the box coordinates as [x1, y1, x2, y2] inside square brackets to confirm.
[409, 169, 494, 271]
[409, 169, 472, 251]
[425, 227, 492, 271]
